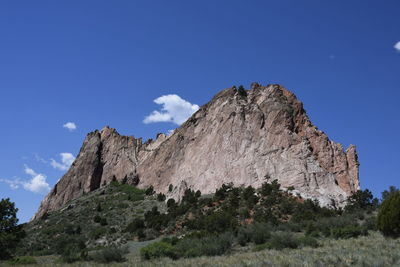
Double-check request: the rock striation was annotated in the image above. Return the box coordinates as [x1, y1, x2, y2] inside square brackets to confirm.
[34, 84, 360, 219]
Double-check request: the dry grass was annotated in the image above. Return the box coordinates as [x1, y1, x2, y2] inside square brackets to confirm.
[3, 232, 400, 266]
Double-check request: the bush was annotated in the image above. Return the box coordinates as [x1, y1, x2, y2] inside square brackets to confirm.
[331, 225, 368, 239]
[303, 215, 359, 237]
[265, 232, 299, 250]
[377, 192, 400, 238]
[345, 189, 378, 213]
[144, 207, 169, 231]
[7, 256, 37, 265]
[237, 223, 271, 246]
[253, 234, 318, 251]
[237, 85, 247, 97]
[297, 236, 319, 248]
[167, 198, 176, 208]
[100, 217, 108, 226]
[140, 242, 176, 260]
[91, 247, 128, 263]
[188, 211, 237, 233]
[363, 216, 377, 231]
[157, 193, 166, 202]
[96, 203, 102, 212]
[93, 215, 101, 223]
[60, 243, 87, 263]
[141, 232, 234, 260]
[124, 218, 145, 233]
[381, 186, 399, 201]
[145, 186, 155, 196]
[175, 232, 234, 258]
[89, 227, 107, 239]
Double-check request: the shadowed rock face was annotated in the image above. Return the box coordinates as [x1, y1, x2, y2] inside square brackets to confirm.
[34, 84, 360, 219]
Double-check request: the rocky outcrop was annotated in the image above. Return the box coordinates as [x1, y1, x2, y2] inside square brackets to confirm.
[34, 84, 360, 219]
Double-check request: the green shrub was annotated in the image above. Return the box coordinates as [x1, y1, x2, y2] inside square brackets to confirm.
[331, 225, 368, 239]
[124, 218, 145, 233]
[144, 206, 169, 231]
[167, 198, 176, 208]
[363, 216, 377, 231]
[381, 186, 399, 201]
[145, 186, 155, 196]
[96, 203, 102, 212]
[60, 243, 87, 263]
[237, 85, 247, 97]
[140, 241, 176, 260]
[377, 192, 400, 238]
[91, 247, 127, 263]
[100, 217, 108, 226]
[93, 215, 101, 223]
[175, 232, 234, 258]
[248, 223, 270, 245]
[7, 256, 37, 265]
[253, 235, 318, 251]
[157, 193, 166, 202]
[188, 211, 237, 233]
[253, 243, 271, 251]
[141, 232, 234, 260]
[345, 189, 378, 213]
[237, 226, 252, 246]
[265, 232, 299, 250]
[89, 227, 107, 239]
[298, 236, 319, 248]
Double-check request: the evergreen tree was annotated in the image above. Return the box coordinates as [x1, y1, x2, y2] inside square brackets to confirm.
[0, 198, 25, 259]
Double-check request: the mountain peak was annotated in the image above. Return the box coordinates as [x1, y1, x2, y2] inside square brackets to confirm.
[34, 84, 359, 219]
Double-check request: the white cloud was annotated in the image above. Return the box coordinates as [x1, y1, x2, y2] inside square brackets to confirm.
[24, 165, 37, 176]
[394, 41, 400, 52]
[23, 166, 50, 194]
[22, 173, 50, 194]
[63, 122, 77, 131]
[50, 153, 75, 171]
[143, 94, 199, 125]
[0, 166, 50, 194]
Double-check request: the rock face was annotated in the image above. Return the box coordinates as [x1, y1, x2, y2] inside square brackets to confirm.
[34, 84, 360, 219]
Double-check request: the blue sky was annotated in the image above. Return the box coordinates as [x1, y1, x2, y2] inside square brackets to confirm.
[0, 1, 399, 223]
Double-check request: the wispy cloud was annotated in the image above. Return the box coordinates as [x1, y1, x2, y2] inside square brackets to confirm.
[63, 122, 77, 131]
[50, 153, 75, 171]
[394, 41, 400, 52]
[143, 94, 199, 125]
[0, 177, 21, 190]
[33, 153, 48, 164]
[0, 166, 50, 194]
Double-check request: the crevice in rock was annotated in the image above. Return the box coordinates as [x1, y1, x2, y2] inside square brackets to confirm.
[89, 141, 104, 191]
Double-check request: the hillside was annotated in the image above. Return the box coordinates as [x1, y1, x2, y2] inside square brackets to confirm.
[10, 179, 391, 266]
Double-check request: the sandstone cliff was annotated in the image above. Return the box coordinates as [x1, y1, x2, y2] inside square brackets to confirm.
[34, 84, 360, 219]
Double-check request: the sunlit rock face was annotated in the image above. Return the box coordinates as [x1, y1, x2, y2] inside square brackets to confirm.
[34, 84, 359, 219]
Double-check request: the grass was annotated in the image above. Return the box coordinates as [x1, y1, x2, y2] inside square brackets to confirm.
[3, 232, 399, 266]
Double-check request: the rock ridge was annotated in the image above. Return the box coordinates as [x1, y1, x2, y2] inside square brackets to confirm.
[34, 84, 360, 219]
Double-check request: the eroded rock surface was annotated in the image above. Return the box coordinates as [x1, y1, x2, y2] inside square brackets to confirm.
[34, 84, 360, 219]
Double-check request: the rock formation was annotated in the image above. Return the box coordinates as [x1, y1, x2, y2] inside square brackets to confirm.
[34, 84, 360, 219]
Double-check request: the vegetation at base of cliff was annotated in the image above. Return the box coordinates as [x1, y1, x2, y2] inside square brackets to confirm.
[377, 191, 400, 238]
[0, 198, 25, 260]
[3, 182, 400, 265]
[17, 181, 163, 258]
